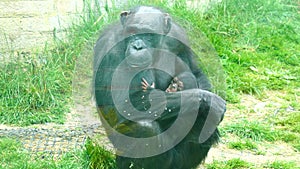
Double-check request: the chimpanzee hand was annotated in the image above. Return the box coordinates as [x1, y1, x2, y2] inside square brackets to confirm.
[141, 78, 155, 91]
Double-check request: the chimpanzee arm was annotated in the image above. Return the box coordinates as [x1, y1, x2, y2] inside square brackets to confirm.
[155, 89, 226, 143]
[157, 89, 225, 121]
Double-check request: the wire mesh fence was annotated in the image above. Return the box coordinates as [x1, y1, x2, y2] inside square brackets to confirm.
[0, 123, 106, 158]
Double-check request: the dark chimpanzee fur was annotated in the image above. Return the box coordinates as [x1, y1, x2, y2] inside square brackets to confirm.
[94, 6, 226, 169]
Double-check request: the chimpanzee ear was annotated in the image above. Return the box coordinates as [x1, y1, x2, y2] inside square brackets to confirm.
[163, 13, 171, 34]
[120, 11, 130, 26]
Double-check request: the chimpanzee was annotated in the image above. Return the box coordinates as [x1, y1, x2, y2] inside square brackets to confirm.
[93, 6, 226, 169]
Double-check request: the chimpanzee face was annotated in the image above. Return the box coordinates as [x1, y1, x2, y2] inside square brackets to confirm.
[120, 6, 172, 68]
[124, 35, 153, 68]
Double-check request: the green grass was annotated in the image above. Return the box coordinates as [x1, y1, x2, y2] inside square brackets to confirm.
[206, 158, 253, 169]
[228, 139, 257, 151]
[206, 159, 299, 169]
[0, 48, 71, 126]
[85, 138, 116, 169]
[0, 138, 88, 169]
[200, 0, 300, 97]
[223, 119, 300, 151]
[0, 137, 117, 169]
[223, 120, 280, 141]
[275, 111, 300, 133]
[264, 161, 298, 169]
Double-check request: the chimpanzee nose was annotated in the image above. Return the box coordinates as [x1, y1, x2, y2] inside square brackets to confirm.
[132, 39, 145, 50]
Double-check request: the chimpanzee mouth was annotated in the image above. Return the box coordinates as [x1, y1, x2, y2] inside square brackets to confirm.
[125, 49, 153, 68]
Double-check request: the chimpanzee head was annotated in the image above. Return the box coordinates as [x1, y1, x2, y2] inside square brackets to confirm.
[120, 6, 172, 68]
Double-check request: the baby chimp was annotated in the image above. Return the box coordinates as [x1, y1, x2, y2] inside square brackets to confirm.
[141, 72, 196, 92]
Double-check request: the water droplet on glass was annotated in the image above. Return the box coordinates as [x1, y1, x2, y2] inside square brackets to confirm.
[168, 109, 171, 112]
[125, 99, 128, 102]
[148, 111, 152, 114]
[141, 95, 145, 99]
[154, 114, 157, 117]
[127, 113, 131, 116]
